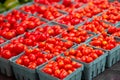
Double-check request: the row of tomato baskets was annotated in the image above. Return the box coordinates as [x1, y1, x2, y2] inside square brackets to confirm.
[0, 0, 120, 80]
[0, 0, 120, 43]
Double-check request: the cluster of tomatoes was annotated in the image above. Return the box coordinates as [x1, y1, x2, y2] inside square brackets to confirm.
[80, 19, 111, 33]
[11, 24, 65, 47]
[16, 48, 54, 69]
[0, 0, 120, 79]
[90, 34, 120, 50]
[64, 44, 104, 63]
[0, 43, 26, 59]
[61, 27, 93, 44]
[38, 37, 74, 55]
[53, 2, 84, 13]
[75, 4, 103, 18]
[19, 3, 63, 20]
[0, 10, 45, 41]
[57, 12, 88, 26]
[42, 56, 82, 79]
[34, 0, 60, 5]
[0, 24, 67, 58]
[108, 26, 120, 37]
[95, 7, 120, 24]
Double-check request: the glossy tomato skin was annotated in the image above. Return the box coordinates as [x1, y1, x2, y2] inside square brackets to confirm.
[23, 58, 30, 66]
[108, 26, 117, 34]
[3, 31, 16, 39]
[69, 49, 76, 55]
[36, 58, 44, 65]
[58, 60, 64, 68]
[43, 67, 53, 75]
[72, 61, 82, 68]
[89, 53, 98, 60]
[14, 43, 25, 54]
[4, 43, 14, 52]
[16, 58, 22, 65]
[28, 62, 37, 69]
[1, 50, 12, 59]
[94, 50, 103, 56]
[64, 64, 73, 70]
[16, 27, 25, 35]
[86, 56, 94, 63]
[64, 57, 71, 64]
[59, 69, 68, 79]
[54, 69, 61, 78]
[28, 54, 36, 61]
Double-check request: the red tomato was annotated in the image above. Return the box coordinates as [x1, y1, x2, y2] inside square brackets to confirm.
[89, 53, 98, 60]
[14, 43, 25, 54]
[35, 52, 43, 58]
[16, 27, 25, 35]
[23, 58, 30, 66]
[54, 69, 61, 78]
[59, 69, 68, 79]
[80, 56, 87, 62]
[86, 56, 94, 63]
[82, 49, 91, 55]
[68, 70, 73, 74]
[94, 50, 103, 56]
[72, 61, 82, 68]
[28, 54, 36, 61]
[64, 57, 71, 64]
[1, 50, 12, 59]
[64, 64, 73, 70]
[25, 49, 33, 56]
[69, 48, 76, 55]
[42, 56, 82, 79]
[64, 41, 73, 48]
[43, 67, 52, 74]
[76, 50, 82, 58]
[58, 60, 64, 68]
[16, 58, 22, 65]
[28, 62, 37, 69]
[36, 58, 44, 65]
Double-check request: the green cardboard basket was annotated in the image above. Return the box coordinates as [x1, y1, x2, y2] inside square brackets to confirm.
[36, 56, 84, 80]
